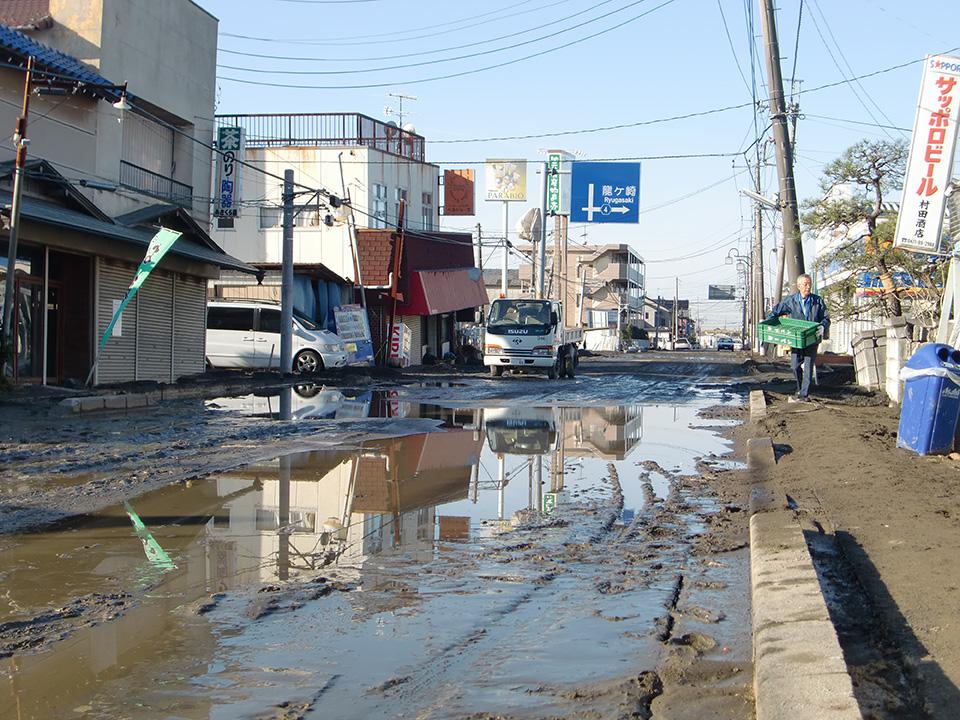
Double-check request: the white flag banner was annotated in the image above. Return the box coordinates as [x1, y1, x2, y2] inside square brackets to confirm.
[895, 55, 960, 254]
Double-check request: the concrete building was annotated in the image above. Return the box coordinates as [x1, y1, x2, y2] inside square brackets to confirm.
[517, 243, 644, 329]
[0, 9, 255, 385]
[210, 113, 438, 283]
[1, 0, 218, 222]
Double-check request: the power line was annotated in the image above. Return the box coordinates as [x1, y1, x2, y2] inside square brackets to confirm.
[218, 0, 623, 65]
[217, 0, 677, 90]
[219, 0, 563, 46]
[716, 0, 751, 94]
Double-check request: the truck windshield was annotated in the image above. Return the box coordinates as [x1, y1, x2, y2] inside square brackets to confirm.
[486, 427, 555, 455]
[488, 300, 552, 328]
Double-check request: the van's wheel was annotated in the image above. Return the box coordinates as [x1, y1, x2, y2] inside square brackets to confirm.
[294, 349, 323, 374]
[491, 365, 504, 377]
[547, 358, 559, 380]
[563, 354, 575, 379]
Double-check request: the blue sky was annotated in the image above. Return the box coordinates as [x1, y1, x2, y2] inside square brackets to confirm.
[200, 0, 960, 328]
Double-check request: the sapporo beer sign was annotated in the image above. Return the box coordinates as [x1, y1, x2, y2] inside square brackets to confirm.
[895, 55, 960, 254]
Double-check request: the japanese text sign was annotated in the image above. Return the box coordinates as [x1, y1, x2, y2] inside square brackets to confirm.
[895, 55, 960, 254]
[443, 169, 475, 216]
[570, 162, 641, 224]
[214, 126, 245, 219]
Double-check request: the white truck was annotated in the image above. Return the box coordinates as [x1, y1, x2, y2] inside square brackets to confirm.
[483, 298, 582, 379]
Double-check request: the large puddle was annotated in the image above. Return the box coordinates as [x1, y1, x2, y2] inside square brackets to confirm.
[1, 394, 742, 719]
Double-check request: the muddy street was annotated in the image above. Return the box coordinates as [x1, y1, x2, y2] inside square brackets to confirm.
[0, 356, 755, 719]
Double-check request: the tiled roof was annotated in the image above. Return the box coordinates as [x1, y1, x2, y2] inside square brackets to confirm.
[0, 22, 123, 100]
[0, 1, 51, 30]
[0, 190, 259, 274]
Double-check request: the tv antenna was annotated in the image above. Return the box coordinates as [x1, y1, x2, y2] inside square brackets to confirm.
[384, 93, 417, 127]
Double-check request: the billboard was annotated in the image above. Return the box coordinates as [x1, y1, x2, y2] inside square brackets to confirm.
[894, 55, 960, 254]
[708, 284, 737, 300]
[443, 169, 475, 216]
[546, 149, 575, 215]
[485, 159, 527, 202]
[214, 126, 245, 218]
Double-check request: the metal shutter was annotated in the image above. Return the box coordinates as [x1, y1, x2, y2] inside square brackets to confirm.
[173, 274, 207, 380]
[96, 258, 138, 384]
[401, 314, 423, 365]
[137, 270, 174, 382]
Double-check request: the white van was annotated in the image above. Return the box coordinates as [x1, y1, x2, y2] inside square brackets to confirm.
[206, 301, 348, 373]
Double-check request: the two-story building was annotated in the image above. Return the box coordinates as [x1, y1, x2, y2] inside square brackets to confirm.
[0, 3, 256, 385]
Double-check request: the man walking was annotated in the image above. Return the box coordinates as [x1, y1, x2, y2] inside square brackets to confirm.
[767, 273, 830, 401]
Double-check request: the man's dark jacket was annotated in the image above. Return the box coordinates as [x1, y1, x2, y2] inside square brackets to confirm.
[768, 292, 830, 332]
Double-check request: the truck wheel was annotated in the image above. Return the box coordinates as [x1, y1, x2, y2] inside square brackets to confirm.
[491, 365, 504, 377]
[563, 355, 575, 379]
[547, 359, 559, 380]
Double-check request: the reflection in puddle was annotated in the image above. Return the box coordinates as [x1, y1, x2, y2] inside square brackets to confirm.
[1, 398, 736, 718]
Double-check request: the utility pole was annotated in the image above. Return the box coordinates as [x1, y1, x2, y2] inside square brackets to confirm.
[673, 278, 679, 346]
[538, 161, 547, 299]
[752, 148, 766, 352]
[501, 202, 509, 297]
[279, 169, 294, 420]
[475, 222, 484, 323]
[1, 56, 33, 378]
[655, 295, 661, 349]
[758, 0, 804, 289]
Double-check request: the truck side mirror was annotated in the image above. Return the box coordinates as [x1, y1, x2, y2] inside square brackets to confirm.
[550, 311, 558, 326]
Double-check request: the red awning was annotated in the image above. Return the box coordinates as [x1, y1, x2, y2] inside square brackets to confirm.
[396, 268, 488, 316]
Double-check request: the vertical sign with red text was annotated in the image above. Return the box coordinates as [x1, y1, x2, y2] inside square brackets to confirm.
[895, 55, 960, 254]
[215, 126, 245, 219]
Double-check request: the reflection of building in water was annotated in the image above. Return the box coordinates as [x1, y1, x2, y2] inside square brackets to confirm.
[563, 406, 643, 460]
[207, 427, 483, 585]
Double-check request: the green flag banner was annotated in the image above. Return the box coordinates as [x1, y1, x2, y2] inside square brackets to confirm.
[97, 227, 181, 353]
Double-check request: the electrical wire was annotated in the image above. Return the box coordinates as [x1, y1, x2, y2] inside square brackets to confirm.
[788, 0, 803, 102]
[220, 0, 563, 47]
[716, 0, 751, 95]
[218, 0, 623, 64]
[217, 0, 677, 90]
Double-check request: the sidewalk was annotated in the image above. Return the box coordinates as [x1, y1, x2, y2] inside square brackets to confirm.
[741, 364, 960, 719]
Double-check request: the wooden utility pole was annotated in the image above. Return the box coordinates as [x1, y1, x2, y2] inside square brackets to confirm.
[1, 57, 33, 378]
[758, 0, 803, 290]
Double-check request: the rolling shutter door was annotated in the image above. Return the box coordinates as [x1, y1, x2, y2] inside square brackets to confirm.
[137, 271, 174, 382]
[96, 258, 138, 384]
[400, 314, 423, 365]
[173, 274, 207, 380]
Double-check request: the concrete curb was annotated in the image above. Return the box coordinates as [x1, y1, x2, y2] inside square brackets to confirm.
[57, 381, 257, 414]
[748, 390, 861, 720]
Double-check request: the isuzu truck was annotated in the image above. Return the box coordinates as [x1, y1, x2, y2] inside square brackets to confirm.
[483, 298, 582, 379]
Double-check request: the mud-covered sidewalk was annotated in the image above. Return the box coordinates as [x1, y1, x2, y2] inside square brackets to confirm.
[735, 363, 960, 719]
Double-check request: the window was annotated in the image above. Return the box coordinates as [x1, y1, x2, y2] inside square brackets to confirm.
[258, 308, 282, 334]
[216, 217, 235, 230]
[394, 187, 407, 227]
[259, 206, 281, 229]
[207, 306, 254, 331]
[372, 183, 387, 229]
[421, 192, 434, 230]
[293, 204, 322, 228]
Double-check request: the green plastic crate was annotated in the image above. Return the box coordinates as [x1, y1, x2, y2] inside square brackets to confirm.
[757, 317, 820, 348]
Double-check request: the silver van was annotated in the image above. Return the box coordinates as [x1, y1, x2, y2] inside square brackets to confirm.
[206, 301, 348, 373]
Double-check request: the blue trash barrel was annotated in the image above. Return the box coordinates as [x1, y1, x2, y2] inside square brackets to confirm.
[897, 343, 960, 455]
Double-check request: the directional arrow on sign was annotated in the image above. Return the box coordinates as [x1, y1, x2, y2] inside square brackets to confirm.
[609, 206, 629, 214]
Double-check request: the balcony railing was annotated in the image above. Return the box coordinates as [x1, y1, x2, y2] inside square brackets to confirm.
[119, 161, 193, 208]
[214, 112, 427, 163]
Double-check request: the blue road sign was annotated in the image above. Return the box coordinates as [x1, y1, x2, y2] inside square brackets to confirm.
[570, 162, 641, 224]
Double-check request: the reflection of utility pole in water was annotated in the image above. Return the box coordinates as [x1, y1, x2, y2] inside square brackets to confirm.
[535, 457, 543, 512]
[278, 454, 291, 580]
[498, 455, 506, 521]
[470, 461, 479, 503]
[551, 422, 565, 493]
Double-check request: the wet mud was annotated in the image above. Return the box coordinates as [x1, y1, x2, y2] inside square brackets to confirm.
[1, 357, 757, 718]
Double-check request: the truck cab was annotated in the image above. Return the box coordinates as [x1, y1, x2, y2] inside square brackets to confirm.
[483, 298, 581, 379]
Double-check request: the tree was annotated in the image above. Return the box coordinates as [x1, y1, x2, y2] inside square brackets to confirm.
[802, 139, 947, 321]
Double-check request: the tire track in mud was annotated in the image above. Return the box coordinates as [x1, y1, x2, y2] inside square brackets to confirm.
[334, 459, 714, 719]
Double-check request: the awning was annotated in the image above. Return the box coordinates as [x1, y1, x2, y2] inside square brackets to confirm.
[396, 268, 488, 316]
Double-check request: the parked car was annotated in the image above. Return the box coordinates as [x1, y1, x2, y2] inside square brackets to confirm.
[716, 336, 735, 351]
[673, 338, 691, 350]
[626, 339, 650, 353]
[206, 301, 348, 373]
